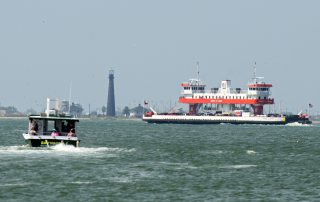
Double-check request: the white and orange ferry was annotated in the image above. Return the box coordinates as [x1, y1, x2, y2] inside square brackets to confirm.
[143, 71, 311, 125]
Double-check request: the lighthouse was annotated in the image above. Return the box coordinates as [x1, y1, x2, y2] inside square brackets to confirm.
[107, 69, 116, 117]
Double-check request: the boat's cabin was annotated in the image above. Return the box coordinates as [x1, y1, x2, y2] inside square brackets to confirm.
[28, 115, 79, 136]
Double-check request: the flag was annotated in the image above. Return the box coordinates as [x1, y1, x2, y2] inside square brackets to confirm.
[309, 103, 313, 108]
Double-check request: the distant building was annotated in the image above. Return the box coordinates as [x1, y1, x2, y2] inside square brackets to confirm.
[60, 100, 70, 113]
[45, 98, 83, 117]
[0, 106, 19, 116]
[0, 110, 6, 117]
[69, 102, 83, 117]
[129, 104, 149, 118]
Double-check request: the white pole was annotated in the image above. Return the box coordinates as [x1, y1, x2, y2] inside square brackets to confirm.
[46, 98, 50, 117]
[197, 61, 200, 83]
[69, 81, 72, 114]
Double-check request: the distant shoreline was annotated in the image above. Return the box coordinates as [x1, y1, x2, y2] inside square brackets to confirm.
[0, 116, 26, 119]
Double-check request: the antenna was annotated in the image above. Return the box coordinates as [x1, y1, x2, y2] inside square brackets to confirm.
[196, 61, 200, 84]
[68, 81, 72, 114]
[252, 62, 257, 83]
[253, 62, 257, 78]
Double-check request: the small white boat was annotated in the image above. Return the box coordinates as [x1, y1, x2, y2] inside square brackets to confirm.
[22, 99, 80, 147]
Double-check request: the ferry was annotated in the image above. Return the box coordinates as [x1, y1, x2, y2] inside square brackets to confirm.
[143, 70, 311, 125]
[22, 99, 80, 147]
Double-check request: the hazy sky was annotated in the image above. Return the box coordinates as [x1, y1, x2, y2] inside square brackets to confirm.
[1, 0, 320, 113]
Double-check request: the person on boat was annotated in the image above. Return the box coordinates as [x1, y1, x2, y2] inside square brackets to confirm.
[51, 128, 60, 137]
[67, 128, 76, 137]
[61, 121, 68, 133]
[29, 121, 38, 135]
[67, 121, 74, 128]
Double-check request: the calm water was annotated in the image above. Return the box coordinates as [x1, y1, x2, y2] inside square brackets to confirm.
[0, 118, 319, 201]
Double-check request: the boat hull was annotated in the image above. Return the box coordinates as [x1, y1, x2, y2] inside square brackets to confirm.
[22, 134, 80, 147]
[143, 115, 311, 125]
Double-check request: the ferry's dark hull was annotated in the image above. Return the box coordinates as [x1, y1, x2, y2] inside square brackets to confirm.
[144, 119, 285, 125]
[143, 114, 311, 125]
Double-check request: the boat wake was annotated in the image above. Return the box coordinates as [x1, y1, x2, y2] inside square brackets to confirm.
[51, 143, 136, 153]
[219, 165, 257, 169]
[246, 150, 257, 155]
[285, 122, 312, 127]
[0, 144, 136, 156]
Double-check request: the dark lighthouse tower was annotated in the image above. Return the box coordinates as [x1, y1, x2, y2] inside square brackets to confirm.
[107, 69, 116, 117]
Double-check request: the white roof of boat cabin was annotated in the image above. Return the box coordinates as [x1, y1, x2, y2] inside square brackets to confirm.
[28, 114, 79, 122]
